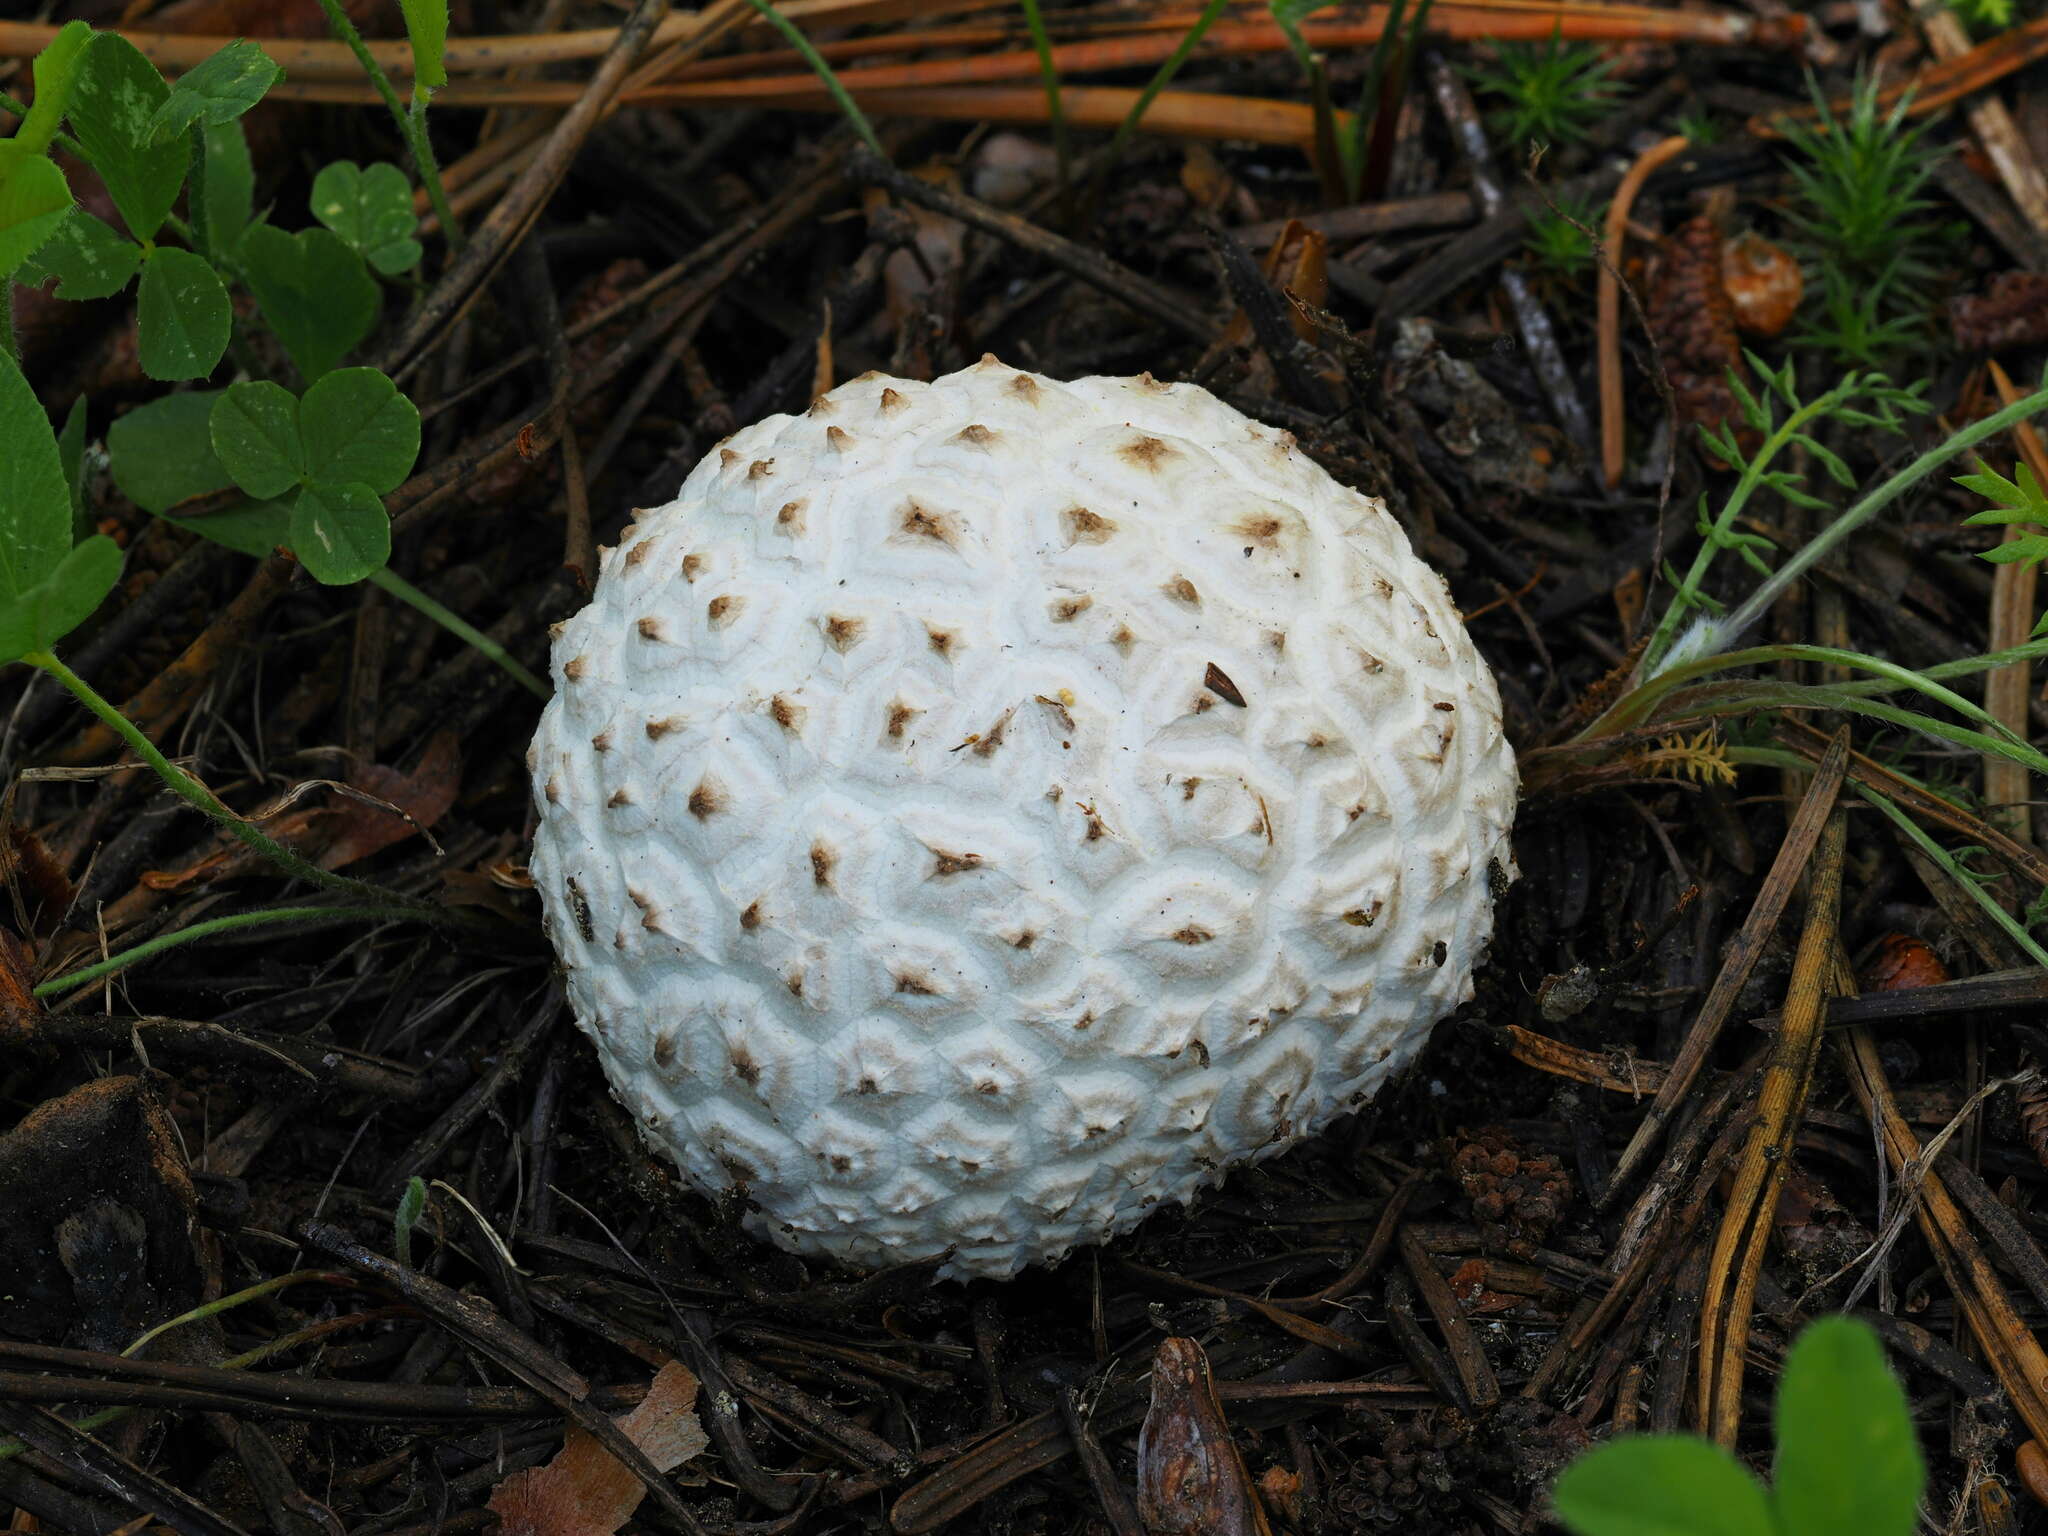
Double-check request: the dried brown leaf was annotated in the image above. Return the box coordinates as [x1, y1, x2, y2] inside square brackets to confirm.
[319, 730, 463, 870]
[487, 1360, 708, 1536]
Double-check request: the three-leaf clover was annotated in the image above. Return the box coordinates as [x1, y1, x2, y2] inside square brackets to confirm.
[0, 349, 121, 665]
[208, 369, 419, 583]
[19, 37, 278, 380]
[1551, 1316, 1924, 1536]
[311, 162, 423, 274]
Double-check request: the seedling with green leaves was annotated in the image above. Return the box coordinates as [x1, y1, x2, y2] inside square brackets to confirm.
[1524, 195, 1604, 278]
[1643, 354, 1927, 678]
[0, 347, 432, 920]
[1464, 26, 1622, 148]
[1271, 0, 1435, 201]
[1777, 73, 1953, 366]
[1, 12, 542, 700]
[0, 3, 546, 978]
[1958, 459, 2048, 635]
[1553, 1315, 1924, 1536]
[1528, 361, 2048, 952]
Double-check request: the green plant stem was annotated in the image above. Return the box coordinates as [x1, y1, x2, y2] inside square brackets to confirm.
[34, 903, 409, 997]
[121, 1271, 359, 1359]
[1653, 378, 2048, 680]
[405, 94, 458, 246]
[0, 93, 87, 163]
[1714, 381, 2048, 641]
[0, 1286, 370, 1461]
[1018, 0, 1070, 211]
[736, 0, 884, 158]
[1828, 635, 2048, 695]
[1586, 637, 2048, 748]
[369, 567, 547, 698]
[1859, 785, 2048, 967]
[1639, 386, 1844, 677]
[23, 649, 438, 914]
[1106, 0, 1230, 163]
[309, 0, 464, 250]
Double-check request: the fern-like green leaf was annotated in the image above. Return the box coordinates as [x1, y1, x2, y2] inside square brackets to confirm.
[1958, 461, 2048, 526]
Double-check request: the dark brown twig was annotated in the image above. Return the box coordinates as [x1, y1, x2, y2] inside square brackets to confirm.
[1061, 1388, 1147, 1536]
[850, 149, 1219, 346]
[0, 1400, 254, 1536]
[380, 0, 678, 380]
[298, 1219, 709, 1534]
[1601, 730, 1850, 1203]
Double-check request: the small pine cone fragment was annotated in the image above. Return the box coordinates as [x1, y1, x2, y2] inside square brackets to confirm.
[1446, 1127, 1572, 1241]
[1951, 272, 2048, 354]
[1334, 1408, 1461, 1517]
[1647, 215, 1749, 438]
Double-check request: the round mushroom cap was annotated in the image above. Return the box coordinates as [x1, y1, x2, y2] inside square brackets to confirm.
[528, 357, 1518, 1280]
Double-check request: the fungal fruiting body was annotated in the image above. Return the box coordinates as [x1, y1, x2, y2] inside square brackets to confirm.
[528, 357, 1518, 1280]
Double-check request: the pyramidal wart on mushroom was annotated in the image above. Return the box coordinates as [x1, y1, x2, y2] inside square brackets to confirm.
[528, 355, 1518, 1281]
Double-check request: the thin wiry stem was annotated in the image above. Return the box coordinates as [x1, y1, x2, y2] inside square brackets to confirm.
[25, 649, 440, 917]
[309, 0, 465, 249]
[35, 904, 411, 996]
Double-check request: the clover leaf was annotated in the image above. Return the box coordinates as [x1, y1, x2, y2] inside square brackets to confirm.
[206, 370, 417, 584]
[67, 33, 186, 242]
[1551, 1317, 1924, 1536]
[197, 119, 255, 261]
[108, 391, 235, 515]
[240, 224, 379, 380]
[137, 246, 231, 379]
[0, 152, 75, 278]
[21, 208, 142, 299]
[146, 40, 282, 144]
[300, 368, 421, 493]
[0, 349, 120, 664]
[289, 481, 390, 583]
[311, 161, 423, 274]
[1773, 1317, 1924, 1536]
[211, 380, 303, 499]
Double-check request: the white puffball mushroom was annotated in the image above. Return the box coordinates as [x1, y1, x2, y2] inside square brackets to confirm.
[528, 356, 1518, 1281]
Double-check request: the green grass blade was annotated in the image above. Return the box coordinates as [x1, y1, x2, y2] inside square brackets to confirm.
[34, 903, 410, 996]
[1106, 0, 1231, 159]
[1860, 787, 2048, 968]
[737, 0, 884, 158]
[1018, 0, 1070, 206]
[368, 566, 548, 699]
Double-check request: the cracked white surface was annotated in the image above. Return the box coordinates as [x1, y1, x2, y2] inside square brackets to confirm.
[529, 357, 1518, 1279]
